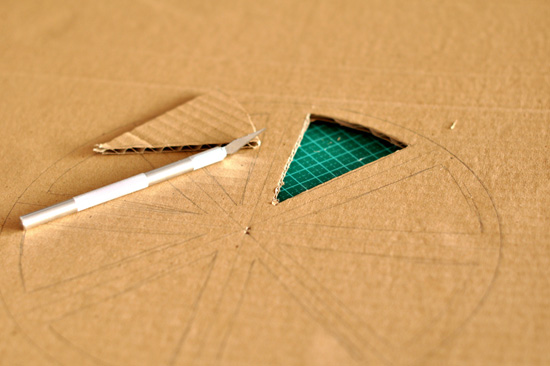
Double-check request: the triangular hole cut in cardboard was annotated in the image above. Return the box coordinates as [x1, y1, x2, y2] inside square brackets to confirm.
[274, 115, 406, 204]
[94, 91, 260, 154]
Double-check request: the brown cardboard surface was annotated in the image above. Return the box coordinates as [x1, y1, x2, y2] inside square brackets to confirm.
[0, 1, 549, 365]
[94, 91, 259, 154]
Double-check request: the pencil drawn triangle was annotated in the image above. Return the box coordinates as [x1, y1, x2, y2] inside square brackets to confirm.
[49, 254, 216, 366]
[94, 91, 260, 154]
[295, 167, 480, 234]
[220, 262, 360, 364]
[191, 114, 268, 207]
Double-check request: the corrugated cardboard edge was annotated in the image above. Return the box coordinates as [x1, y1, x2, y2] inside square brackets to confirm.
[93, 90, 260, 154]
[312, 114, 408, 149]
[271, 113, 311, 205]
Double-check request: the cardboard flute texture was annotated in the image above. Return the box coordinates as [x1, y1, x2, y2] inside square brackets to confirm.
[94, 91, 260, 154]
[0, 1, 549, 365]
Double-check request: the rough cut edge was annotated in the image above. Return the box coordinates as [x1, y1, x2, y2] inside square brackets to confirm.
[93, 90, 260, 154]
[93, 140, 260, 154]
[271, 114, 312, 206]
[271, 114, 408, 205]
[311, 115, 408, 149]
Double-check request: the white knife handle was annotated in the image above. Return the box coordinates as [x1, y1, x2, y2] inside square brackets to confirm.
[20, 146, 228, 229]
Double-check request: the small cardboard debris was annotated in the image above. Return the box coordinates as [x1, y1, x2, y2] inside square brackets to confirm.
[94, 91, 259, 154]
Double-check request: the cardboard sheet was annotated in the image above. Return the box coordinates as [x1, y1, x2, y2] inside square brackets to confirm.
[94, 91, 259, 154]
[0, 1, 549, 365]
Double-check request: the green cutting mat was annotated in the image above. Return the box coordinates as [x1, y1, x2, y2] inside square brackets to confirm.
[277, 120, 402, 202]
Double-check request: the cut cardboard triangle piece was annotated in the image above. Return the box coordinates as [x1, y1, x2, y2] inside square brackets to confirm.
[94, 91, 260, 154]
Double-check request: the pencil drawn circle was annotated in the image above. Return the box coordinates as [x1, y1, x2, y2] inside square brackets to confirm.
[0, 105, 501, 366]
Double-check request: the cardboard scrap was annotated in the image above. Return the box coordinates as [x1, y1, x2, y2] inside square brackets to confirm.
[0, 1, 549, 366]
[94, 91, 259, 154]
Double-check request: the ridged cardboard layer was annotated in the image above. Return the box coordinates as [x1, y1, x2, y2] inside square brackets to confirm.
[94, 91, 259, 154]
